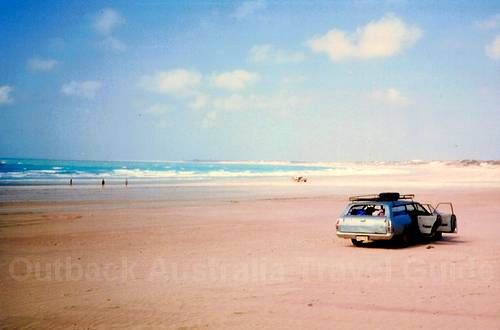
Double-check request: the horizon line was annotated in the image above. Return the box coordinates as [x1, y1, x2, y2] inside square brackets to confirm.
[1, 156, 500, 164]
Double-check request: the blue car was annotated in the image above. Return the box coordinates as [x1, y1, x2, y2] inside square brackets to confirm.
[336, 192, 457, 246]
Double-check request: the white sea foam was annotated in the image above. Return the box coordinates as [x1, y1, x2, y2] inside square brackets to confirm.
[38, 170, 58, 174]
[0, 165, 413, 182]
[106, 167, 409, 179]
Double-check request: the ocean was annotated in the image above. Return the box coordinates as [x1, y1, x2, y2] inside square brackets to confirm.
[0, 158, 338, 185]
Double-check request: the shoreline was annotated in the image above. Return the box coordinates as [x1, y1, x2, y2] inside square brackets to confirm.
[2, 161, 499, 187]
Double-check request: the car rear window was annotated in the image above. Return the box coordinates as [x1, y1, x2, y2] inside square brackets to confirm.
[348, 204, 386, 216]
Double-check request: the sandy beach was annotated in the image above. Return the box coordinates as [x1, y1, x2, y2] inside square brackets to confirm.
[1, 164, 500, 329]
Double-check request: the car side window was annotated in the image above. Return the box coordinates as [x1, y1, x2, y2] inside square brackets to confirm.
[392, 205, 406, 216]
[406, 204, 415, 212]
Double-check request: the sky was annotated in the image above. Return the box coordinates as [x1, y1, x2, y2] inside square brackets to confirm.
[0, 0, 499, 162]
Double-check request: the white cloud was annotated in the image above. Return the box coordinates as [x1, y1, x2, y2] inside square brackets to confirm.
[61, 81, 102, 99]
[27, 57, 59, 71]
[94, 8, 125, 35]
[309, 30, 354, 60]
[140, 69, 202, 96]
[101, 36, 126, 52]
[477, 14, 500, 30]
[232, 0, 266, 19]
[0, 85, 14, 105]
[93, 8, 126, 52]
[187, 89, 306, 127]
[210, 70, 259, 91]
[199, 91, 304, 127]
[137, 67, 304, 128]
[307, 15, 422, 61]
[249, 44, 305, 63]
[369, 88, 410, 107]
[486, 35, 500, 60]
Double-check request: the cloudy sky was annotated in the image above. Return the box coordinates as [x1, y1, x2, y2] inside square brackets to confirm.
[0, 1, 499, 161]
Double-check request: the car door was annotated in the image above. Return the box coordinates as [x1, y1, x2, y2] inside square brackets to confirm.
[417, 214, 437, 234]
[435, 203, 457, 233]
[415, 203, 437, 234]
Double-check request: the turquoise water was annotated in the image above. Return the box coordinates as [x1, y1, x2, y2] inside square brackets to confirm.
[0, 158, 337, 185]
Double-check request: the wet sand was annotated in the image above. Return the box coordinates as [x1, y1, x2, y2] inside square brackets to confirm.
[1, 165, 500, 329]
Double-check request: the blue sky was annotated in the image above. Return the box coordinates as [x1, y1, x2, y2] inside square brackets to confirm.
[0, 0, 499, 161]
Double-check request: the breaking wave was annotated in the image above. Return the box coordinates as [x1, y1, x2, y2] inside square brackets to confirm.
[0, 158, 416, 185]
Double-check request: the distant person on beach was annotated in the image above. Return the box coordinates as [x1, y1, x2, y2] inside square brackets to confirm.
[101, 179, 105, 187]
[69, 178, 73, 186]
[125, 178, 128, 187]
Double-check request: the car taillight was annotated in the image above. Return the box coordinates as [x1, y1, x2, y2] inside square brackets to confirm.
[336, 218, 341, 231]
[386, 219, 393, 233]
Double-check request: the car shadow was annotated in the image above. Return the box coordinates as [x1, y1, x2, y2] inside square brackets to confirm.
[431, 236, 469, 245]
[351, 235, 467, 249]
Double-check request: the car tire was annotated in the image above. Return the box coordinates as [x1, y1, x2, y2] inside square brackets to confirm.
[430, 219, 442, 241]
[399, 231, 412, 246]
[351, 239, 363, 247]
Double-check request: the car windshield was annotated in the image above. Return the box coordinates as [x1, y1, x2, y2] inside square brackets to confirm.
[348, 204, 385, 216]
[415, 203, 432, 215]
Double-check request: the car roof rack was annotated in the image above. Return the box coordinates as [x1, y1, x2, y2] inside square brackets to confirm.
[349, 192, 415, 202]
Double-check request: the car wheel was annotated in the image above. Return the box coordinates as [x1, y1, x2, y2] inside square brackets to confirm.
[351, 239, 363, 247]
[430, 220, 442, 241]
[399, 231, 411, 246]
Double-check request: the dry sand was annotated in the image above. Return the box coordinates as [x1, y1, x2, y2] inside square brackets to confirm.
[1, 164, 500, 329]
